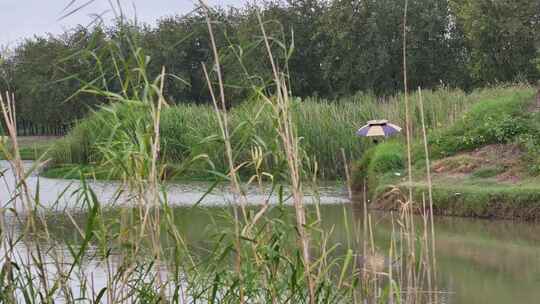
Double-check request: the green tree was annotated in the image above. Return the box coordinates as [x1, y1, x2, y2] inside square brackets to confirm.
[450, 0, 540, 84]
[321, 0, 465, 96]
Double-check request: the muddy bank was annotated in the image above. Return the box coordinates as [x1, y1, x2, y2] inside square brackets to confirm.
[357, 183, 540, 221]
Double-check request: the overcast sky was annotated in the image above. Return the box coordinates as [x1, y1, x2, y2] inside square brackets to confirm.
[1, 0, 242, 47]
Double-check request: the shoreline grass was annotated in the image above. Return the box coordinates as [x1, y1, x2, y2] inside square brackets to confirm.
[353, 86, 540, 220]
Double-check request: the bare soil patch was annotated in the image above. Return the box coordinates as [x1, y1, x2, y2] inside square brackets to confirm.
[431, 144, 524, 182]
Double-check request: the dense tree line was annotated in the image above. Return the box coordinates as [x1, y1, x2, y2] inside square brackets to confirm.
[0, 0, 539, 128]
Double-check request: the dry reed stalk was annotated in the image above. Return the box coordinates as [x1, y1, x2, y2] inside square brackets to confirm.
[200, 1, 248, 220]
[256, 11, 316, 304]
[362, 179, 368, 293]
[0, 92, 32, 214]
[388, 211, 397, 304]
[0, 92, 63, 299]
[420, 194, 433, 303]
[418, 87, 438, 302]
[401, 1, 420, 302]
[201, 63, 247, 304]
[148, 66, 166, 299]
[199, 2, 247, 302]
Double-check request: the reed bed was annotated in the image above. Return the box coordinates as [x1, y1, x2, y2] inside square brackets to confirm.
[46, 85, 523, 180]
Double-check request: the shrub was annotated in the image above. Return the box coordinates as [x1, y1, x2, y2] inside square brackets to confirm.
[368, 142, 405, 174]
[353, 141, 404, 196]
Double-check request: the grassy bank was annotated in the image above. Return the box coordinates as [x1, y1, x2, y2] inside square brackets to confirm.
[42, 86, 518, 180]
[352, 85, 540, 219]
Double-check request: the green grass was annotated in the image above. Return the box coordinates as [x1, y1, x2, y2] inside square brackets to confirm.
[471, 166, 506, 179]
[18, 145, 47, 160]
[428, 88, 537, 158]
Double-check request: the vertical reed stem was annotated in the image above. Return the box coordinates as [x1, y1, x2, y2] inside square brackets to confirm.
[418, 87, 438, 302]
[199, 3, 247, 302]
[256, 11, 316, 304]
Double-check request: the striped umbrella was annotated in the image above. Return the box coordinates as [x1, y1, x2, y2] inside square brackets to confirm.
[356, 120, 402, 137]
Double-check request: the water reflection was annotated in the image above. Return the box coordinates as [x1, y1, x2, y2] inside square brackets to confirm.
[12, 204, 540, 303]
[0, 161, 348, 210]
[2, 161, 540, 303]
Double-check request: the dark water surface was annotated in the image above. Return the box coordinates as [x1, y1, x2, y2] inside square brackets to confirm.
[161, 205, 540, 304]
[2, 161, 540, 303]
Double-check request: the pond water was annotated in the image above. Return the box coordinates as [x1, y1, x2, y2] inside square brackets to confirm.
[1, 161, 540, 303]
[0, 161, 348, 210]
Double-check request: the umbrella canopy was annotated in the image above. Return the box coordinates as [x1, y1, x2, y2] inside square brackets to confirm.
[356, 120, 402, 137]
